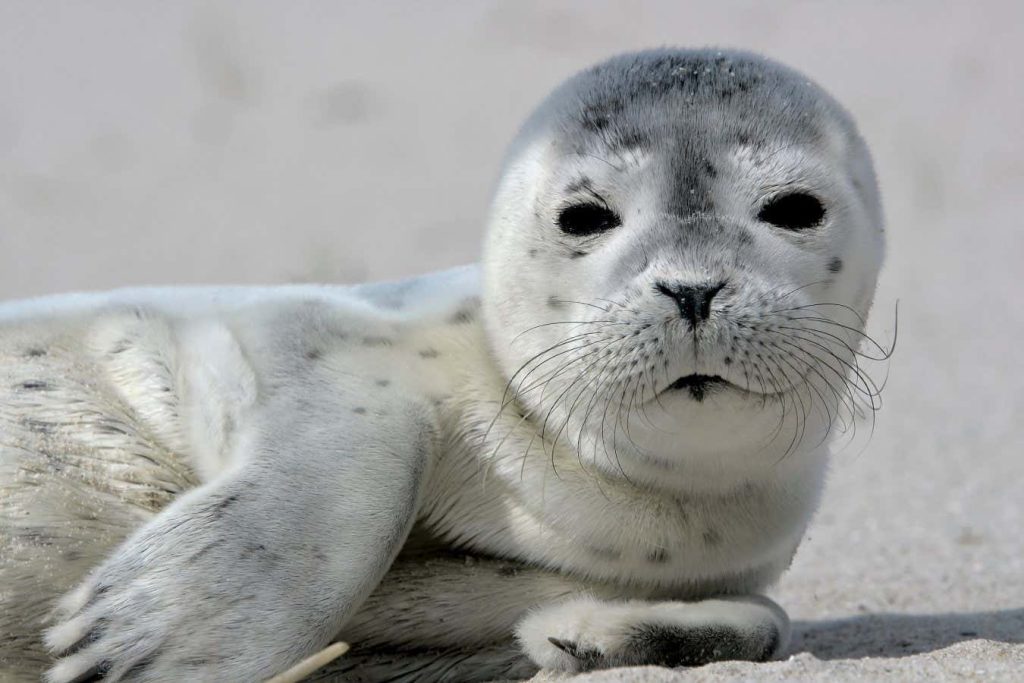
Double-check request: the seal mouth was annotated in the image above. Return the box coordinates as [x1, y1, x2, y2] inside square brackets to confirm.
[660, 372, 807, 403]
[664, 374, 729, 402]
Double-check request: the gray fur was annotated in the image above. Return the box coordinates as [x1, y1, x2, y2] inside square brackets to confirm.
[0, 48, 884, 682]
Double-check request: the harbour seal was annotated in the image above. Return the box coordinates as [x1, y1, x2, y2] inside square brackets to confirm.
[0, 48, 885, 682]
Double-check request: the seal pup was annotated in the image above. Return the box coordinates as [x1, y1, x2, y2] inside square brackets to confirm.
[0, 48, 885, 682]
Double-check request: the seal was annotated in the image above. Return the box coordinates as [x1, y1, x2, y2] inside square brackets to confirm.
[0, 48, 885, 682]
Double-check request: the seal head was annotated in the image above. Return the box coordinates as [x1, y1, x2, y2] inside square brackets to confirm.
[481, 49, 885, 488]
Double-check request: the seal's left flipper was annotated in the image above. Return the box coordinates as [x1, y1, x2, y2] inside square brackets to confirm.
[517, 594, 788, 672]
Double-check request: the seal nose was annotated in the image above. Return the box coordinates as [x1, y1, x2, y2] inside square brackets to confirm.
[655, 280, 726, 329]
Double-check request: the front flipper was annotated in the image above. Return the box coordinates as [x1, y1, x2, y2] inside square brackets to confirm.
[518, 594, 788, 672]
[44, 384, 436, 682]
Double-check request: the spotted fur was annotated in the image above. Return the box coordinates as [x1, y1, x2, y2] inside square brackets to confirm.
[0, 48, 885, 682]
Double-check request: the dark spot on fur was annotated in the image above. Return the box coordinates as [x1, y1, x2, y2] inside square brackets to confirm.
[646, 548, 671, 564]
[361, 335, 393, 347]
[352, 407, 367, 414]
[375, 379, 391, 387]
[724, 356, 732, 365]
[240, 542, 277, 565]
[569, 250, 587, 259]
[612, 128, 651, 150]
[587, 545, 621, 561]
[212, 495, 239, 519]
[418, 348, 440, 359]
[96, 423, 129, 436]
[564, 176, 594, 194]
[109, 339, 131, 355]
[64, 549, 83, 562]
[448, 309, 475, 325]
[19, 380, 49, 391]
[448, 302, 478, 325]
[527, 249, 538, 259]
[24, 347, 46, 358]
[702, 528, 722, 547]
[305, 348, 323, 361]
[702, 159, 718, 178]
[22, 418, 54, 434]
[76, 583, 111, 615]
[497, 565, 521, 577]
[827, 257, 844, 274]
[579, 105, 614, 132]
[547, 295, 565, 310]
[60, 619, 106, 657]
[64, 660, 110, 683]
[625, 622, 770, 667]
[673, 497, 691, 524]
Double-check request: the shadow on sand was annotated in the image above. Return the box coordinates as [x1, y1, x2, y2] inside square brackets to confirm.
[791, 608, 1024, 659]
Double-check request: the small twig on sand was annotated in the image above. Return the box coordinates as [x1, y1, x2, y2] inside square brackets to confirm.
[264, 642, 350, 683]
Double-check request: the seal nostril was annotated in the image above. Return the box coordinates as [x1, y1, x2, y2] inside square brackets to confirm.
[655, 282, 679, 301]
[655, 281, 726, 329]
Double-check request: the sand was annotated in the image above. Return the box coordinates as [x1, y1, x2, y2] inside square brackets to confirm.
[2, 2, 1021, 681]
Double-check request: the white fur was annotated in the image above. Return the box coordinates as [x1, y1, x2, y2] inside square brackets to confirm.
[0, 49, 884, 682]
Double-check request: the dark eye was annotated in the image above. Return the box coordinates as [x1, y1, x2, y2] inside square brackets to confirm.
[557, 203, 621, 236]
[758, 192, 826, 230]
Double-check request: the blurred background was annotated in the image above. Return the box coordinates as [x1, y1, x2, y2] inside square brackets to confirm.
[2, 0, 1022, 673]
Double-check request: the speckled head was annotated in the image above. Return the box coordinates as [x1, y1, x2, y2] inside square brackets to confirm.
[481, 49, 885, 488]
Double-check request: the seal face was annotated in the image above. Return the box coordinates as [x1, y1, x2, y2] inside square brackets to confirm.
[483, 49, 884, 488]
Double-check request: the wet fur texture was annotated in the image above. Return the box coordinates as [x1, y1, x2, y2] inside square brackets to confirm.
[0, 49, 883, 682]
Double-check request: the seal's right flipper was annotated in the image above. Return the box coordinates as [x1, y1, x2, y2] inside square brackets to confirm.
[45, 355, 437, 683]
[517, 594, 788, 672]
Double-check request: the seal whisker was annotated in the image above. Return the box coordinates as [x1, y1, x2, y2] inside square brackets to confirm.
[762, 340, 843, 446]
[778, 330, 884, 407]
[775, 309, 896, 361]
[783, 330, 884, 412]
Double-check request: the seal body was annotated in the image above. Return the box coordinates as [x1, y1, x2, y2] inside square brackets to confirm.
[0, 48, 884, 682]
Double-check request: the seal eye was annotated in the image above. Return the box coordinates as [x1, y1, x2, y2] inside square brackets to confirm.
[557, 203, 621, 236]
[758, 192, 826, 230]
